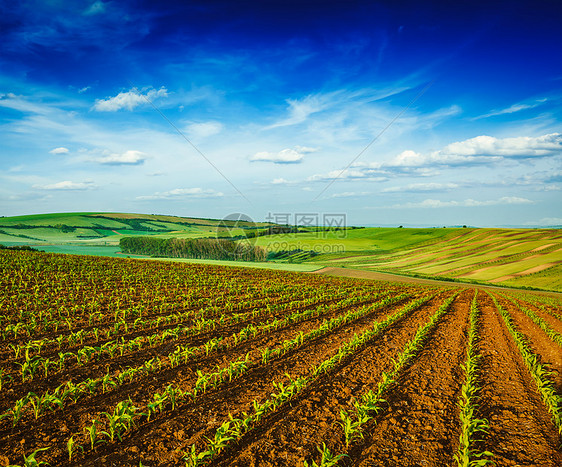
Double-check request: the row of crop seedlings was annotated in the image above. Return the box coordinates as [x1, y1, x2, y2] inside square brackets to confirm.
[499, 294, 562, 348]
[488, 292, 562, 435]
[1, 284, 363, 371]
[290, 292, 458, 466]
[514, 293, 562, 323]
[454, 291, 494, 467]
[181, 292, 444, 466]
[7, 291, 425, 466]
[0, 281, 340, 340]
[0, 256, 340, 327]
[1, 288, 386, 391]
[4, 279, 387, 342]
[0, 289, 403, 428]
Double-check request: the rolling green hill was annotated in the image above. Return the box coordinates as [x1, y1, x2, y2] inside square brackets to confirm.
[1, 213, 560, 291]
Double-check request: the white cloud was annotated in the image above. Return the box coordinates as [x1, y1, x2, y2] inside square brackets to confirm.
[264, 94, 335, 130]
[185, 121, 223, 139]
[294, 145, 319, 153]
[49, 147, 69, 155]
[93, 87, 168, 111]
[328, 191, 371, 198]
[97, 150, 147, 165]
[474, 99, 547, 119]
[250, 148, 305, 164]
[391, 196, 534, 209]
[307, 169, 387, 182]
[375, 133, 562, 170]
[382, 182, 459, 193]
[136, 187, 224, 200]
[34, 180, 97, 191]
[271, 178, 291, 185]
[78, 86, 91, 94]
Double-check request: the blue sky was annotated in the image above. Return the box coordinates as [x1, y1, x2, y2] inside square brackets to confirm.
[1, 0, 561, 226]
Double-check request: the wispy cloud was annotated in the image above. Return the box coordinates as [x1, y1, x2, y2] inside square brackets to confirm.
[250, 147, 312, 164]
[390, 196, 534, 209]
[382, 182, 459, 192]
[136, 187, 224, 200]
[185, 121, 223, 139]
[328, 191, 371, 198]
[49, 147, 69, 155]
[93, 87, 168, 111]
[474, 98, 547, 119]
[97, 150, 147, 165]
[33, 180, 97, 191]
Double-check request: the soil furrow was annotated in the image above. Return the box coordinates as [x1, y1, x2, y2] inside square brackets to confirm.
[494, 294, 562, 393]
[74, 293, 436, 466]
[0, 293, 414, 462]
[351, 289, 472, 467]
[208, 292, 453, 467]
[476, 292, 562, 466]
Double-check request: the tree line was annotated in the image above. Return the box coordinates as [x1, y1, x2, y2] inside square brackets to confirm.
[119, 236, 267, 262]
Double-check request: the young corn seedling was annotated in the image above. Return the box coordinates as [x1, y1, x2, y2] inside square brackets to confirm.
[303, 443, 348, 467]
[17, 446, 50, 467]
[84, 419, 104, 450]
[67, 435, 83, 462]
[338, 409, 363, 447]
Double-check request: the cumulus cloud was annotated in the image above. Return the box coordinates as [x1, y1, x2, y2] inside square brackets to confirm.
[49, 147, 69, 155]
[34, 180, 97, 190]
[136, 187, 223, 200]
[93, 87, 168, 111]
[97, 150, 146, 165]
[392, 196, 533, 209]
[250, 148, 306, 164]
[360, 133, 562, 172]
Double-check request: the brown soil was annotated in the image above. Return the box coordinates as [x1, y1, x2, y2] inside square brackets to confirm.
[211, 292, 456, 467]
[476, 292, 562, 466]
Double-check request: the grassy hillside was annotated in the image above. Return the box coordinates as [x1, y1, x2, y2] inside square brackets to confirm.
[0, 212, 270, 247]
[2, 213, 560, 291]
[311, 228, 562, 292]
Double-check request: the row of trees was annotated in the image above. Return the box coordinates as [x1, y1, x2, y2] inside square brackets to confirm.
[119, 236, 267, 262]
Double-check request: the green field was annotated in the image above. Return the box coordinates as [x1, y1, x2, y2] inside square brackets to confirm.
[1, 213, 560, 291]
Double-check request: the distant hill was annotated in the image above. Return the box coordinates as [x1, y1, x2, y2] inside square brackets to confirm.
[0, 212, 270, 246]
[1, 213, 560, 292]
[307, 228, 562, 292]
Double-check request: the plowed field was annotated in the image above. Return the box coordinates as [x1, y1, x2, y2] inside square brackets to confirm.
[0, 251, 560, 466]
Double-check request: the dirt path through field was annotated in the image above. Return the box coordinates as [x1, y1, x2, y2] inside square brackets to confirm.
[476, 293, 562, 466]
[312, 266, 562, 297]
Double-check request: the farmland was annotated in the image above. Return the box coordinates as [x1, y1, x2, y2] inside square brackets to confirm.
[1, 212, 561, 291]
[1, 250, 561, 466]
